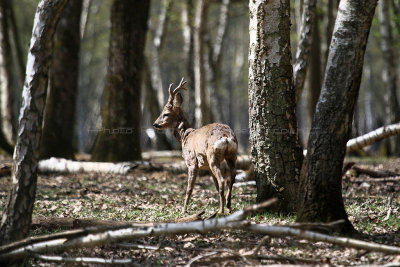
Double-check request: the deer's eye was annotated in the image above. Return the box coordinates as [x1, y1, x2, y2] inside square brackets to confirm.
[163, 113, 170, 119]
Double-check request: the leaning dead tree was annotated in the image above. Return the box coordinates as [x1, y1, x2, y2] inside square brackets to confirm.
[0, 0, 68, 246]
[0, 199, 399, 264]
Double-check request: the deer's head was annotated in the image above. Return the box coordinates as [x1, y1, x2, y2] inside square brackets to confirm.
[153, 78, 187, 130]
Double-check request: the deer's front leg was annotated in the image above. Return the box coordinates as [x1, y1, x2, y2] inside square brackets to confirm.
[182, 166, 198, 213]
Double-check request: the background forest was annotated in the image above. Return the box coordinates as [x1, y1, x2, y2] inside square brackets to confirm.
[0, 0, 399, 265]
[1, 0, 397, 157]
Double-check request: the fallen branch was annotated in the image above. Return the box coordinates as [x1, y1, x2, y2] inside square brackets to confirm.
[30, 253, 135, 265]
[176, 210, 205, 223]
[185, 251, 218, 267]
[31, 217, 133, 230]
[351, 166, 400, 178]
[1, 198, 399, 264]
[346, 122, 400, 152]
[346, 176, 400, 183]
[38, 158, 141, 174]
[245, 224, 400, 254]
[0, 199, 277, 262]
[116, 242, 161, 250]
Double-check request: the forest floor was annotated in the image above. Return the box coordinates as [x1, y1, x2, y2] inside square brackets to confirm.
[0, 156, 399, 266]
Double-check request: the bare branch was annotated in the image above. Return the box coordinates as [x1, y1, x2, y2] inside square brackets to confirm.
[30, 253, 135, 265]
[245, 224, 400, 254]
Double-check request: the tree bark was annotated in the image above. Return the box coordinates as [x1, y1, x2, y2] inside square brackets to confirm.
[303, 10, 322, 145]
[293, 0, 317, 103]
[297, 0, 378, 233]
[378, 0, 400, 156]
[248, 0, 303, 211]
[0, 0, 68, 246]
[40, 0, 82, 159]
[91, 0, 150, 162]
[194, 0, 212, 128]
[0, 0, 16, 144]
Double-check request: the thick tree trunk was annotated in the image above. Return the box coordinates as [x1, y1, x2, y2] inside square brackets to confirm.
[194, 0, 211, 129]
[0, 0, 68, 246]
[297, 0, 378, 233]
[248, 0, 303, 211]
[91, 0, 150, 162]
[378, 0, 400, 156]
[293, 0, 317, 103]
[40, 0, 82, 159]
[0, 0, 16, 144]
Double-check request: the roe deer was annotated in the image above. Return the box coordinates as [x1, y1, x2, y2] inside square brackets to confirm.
[153, 78, 238, 214]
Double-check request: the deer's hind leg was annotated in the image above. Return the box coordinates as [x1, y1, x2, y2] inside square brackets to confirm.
[209, 157, 226, 214]
[226, 156, 237, 212]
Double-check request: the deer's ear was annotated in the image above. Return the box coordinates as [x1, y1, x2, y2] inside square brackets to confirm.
[173, 93, 183, 108]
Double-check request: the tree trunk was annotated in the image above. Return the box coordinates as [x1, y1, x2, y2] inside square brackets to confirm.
[323, 0, 336, 64]
[248, 0, 303, 212]
[40, 0, 82, 159]
[206, 0, 230, 123]
[9, 0, 25, 85]
[181, 0, 195, 125]
[143, 59, 173, 150]
[0, 0, 16, 144]
[194, 0, 211, 129]
[91, 0, 149, 162]
[303, 10, 322, 145]
[148, 0, 172, 110]
[297, 0, 378, 233]
[293, 0, 317, 103]
[378, 0, 400, 156]
[0, 0, 68, 246]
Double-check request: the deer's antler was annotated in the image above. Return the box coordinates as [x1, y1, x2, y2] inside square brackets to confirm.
[168, 77, 187, 97]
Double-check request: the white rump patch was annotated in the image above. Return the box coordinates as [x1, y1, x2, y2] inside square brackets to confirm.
[213, 137, 237, 151]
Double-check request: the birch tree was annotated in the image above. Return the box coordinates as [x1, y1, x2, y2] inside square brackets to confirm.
[0, 0, 68, 245]
[297, 0, 378, 233]
[248, 0, 303, 211]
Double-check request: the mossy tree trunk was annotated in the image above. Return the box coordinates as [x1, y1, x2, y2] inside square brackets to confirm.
[91, 0, 150, 162]
[248, 0, 303, 212]
[296, 0, 378, 234]
[40, 0, 82, 159]
[0, 0, 68, 246]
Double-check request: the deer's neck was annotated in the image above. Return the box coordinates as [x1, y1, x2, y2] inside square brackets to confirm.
[172, 110, 193, 144]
